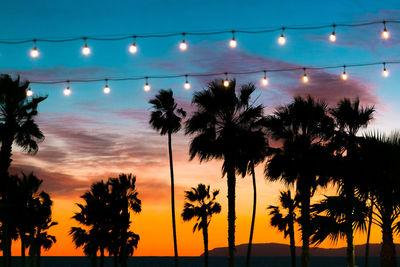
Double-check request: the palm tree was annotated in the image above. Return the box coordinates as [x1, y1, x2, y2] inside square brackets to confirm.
[329, 98, 374, 267]
[149, 89, 186, 267]
[267, 190, 297, 267]
[185, 80, 264, 267]
[358, 132, 400, 267]
[0, 74, 46, 267]
[28, 192, 57, 267]
[70, 180, 111, 267]
[181, 184, 221, 267]
[108, 174, 141, 267]
[264, 96, 334, 267]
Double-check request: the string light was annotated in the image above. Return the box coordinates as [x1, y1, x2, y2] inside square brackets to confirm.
[329, 25, 336, 42]
[82, 37, 91, 56]
[30, 40, 39, 58]
[341, 65, 348, 80]
[262, 70, 269, 86]
[382, 62, 389, 77]
[382, 21, 390, 39]
[302, 68, 309, 83]
[26, 88, 33, 97]
[179, 33, 187, 51]
[129, 36, 138, 54]
[223, 73, 230, 87]
[229, 30, 237, 48]
[104, 79, 110, 94]
[184, 75, 191, 90]
[64, 81, 71, 96]
[144, 77, 150, 91]
[278, 27, 286, 45]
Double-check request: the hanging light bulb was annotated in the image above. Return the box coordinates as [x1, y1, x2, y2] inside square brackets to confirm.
[302, 68, 309, 83]
[103, 79, 111, 94]
[382, 21, 390, 39]
[26, 87, 33, 97]
[179, 33, 187, 51]
[184, 75, 191, 90]
[144, 77, 150, 91]
[278, 27, 286, 45]
[82, 37, 91, 56]
[223, 73, 230, 87]
[64, 81, 71, 96]
[341, 65, 348, 80]
[329, 25, 336, 42]
[30, 40, 39, 58]
[261, 70, 269, 86]
[129, 36, 138, 54]
[382, 62, 389, 77]
[229, 30, 237, 48]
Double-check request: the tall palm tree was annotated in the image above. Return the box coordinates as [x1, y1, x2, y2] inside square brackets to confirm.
[329, 98, 374, 267]
[185, 80, 264, 267]
[181, 184, 221, 267]
[70, 180, 111, 267]
[264, 96, 334, 267]
[358, 132, 400, 267]
[0, 75, 46, 267]
[267, 190, 297, 267]
[149, 89, 186, 267]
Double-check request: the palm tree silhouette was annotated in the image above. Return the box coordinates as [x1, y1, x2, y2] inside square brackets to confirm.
[70, 180, 111, 267]
[0, 74, 46, 267]
[329, 98, 374, 267]
[358, 132, 400, 267]
[186, 80, 263, 267]
[181, 184, 221, 267]
[267, 190, 298, 267]
[264, 96, 334, 267]
[149, 89, 186, 267]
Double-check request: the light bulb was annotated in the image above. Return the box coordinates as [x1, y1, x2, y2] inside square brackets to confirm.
[184, 81, 191, 90]
[26, 88, 33, 97]
[262, 77, 269, 86]
[82, 44, 91, 56]
[104, 85, 110, 94]
[382, 68, 389, 77]
[179, 40, 187, 51]
[341, 72, 348, 80]
[329, 32, 336, 42]
[229, 38, 237, 48]
[223, 79, 230, 87]
[64, 87, 71, 96]
[302, 74, 309, 83]
[278, 34, 286, 45]
[129, 43, 137, 54]
[30, 46, 39, 58]
[144, 77, 150, 91]
[382, 29, 389, 39]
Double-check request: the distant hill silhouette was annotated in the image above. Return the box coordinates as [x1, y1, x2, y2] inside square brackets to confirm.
[205, 243, 400, 257]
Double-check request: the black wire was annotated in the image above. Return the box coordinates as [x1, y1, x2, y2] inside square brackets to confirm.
[28, 61, 400, 84]
[1, 20, 399, 44]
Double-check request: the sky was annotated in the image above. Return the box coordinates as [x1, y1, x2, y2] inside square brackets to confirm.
[1, 0, 400, 257]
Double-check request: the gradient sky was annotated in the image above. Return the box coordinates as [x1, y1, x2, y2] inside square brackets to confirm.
[1, 0, 400, 257]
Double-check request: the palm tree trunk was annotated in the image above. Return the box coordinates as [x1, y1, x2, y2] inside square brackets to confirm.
[168, 132, 179, 267]
[100, 247, 105, 267]
[202, 220, 209, 267]
[345, 185, 355, 267]
[289, 221, 296, 267]
[36, 248, 41, 267]
[365, 196, 374, 267]
[226, 163, 236, 267]
[246, 163, 257, 267]
[380, 220, 396, 267]
[113, 254, 118, 267]
[21, 238, 26, 267]
[299, 185, 310, 267]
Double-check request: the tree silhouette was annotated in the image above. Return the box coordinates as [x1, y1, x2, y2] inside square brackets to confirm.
[0, 74, 46, 267]
[267, 190, 298, 267]
[264, 96, 334, 267]
[149, 89, 186, 267]
[186, 80, 264, 267]
[181, 184, 221, 267]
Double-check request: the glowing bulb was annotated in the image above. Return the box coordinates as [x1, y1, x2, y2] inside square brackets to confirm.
[82, 44, 91, 55]
[144, 77, 150, 91]
[64, 87, 71, 96]
[341, 72, 348, 80]
[382, 29, 389, 39]
[104, 85, 110, 94]
[184, 81, 191, 90]
[129, 43, 137, 54]
[230, 38, 237, 48]
[30, 46, 39, 58]
[329, 32, 336, 42]
[26, 88, 33, 97]
[278, 34, 286, 45]
[382, 68, 389, 77]
[262, 77, 269, 86]
[179, 40, 187, 51]
[223, 79, 230, 87]
[302, 74, 309, 83]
